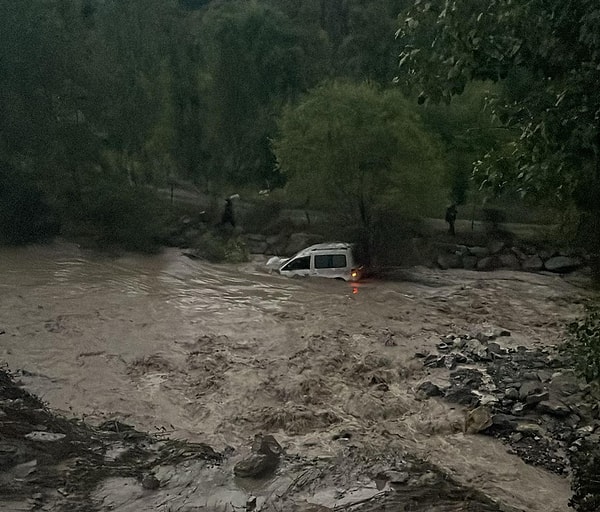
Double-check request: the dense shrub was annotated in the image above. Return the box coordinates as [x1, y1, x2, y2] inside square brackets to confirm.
[77, 180, 166, 253]
[195, 232, 248, 263]
[0, 163, 59, 244]
[565, 305, 600, 383]
[570, 439, 600, 512]
[561, 306, 600, 511]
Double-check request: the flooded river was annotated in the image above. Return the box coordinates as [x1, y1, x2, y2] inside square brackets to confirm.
[0, 242, 588, 511]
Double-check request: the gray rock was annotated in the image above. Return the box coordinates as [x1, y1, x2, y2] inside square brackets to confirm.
[492, 413, 518, 429]
[437, 254, 463, 269]
[539, 249, 556, 260]
[465, 406, 493, 434]
[469, 246, 489, 258]
[462, 256, 478, 270]
[544, 256, 582, 273]
[516, 423, 545, 436]
[537, 400, 571, 417]
[526, 391, 550, 405]
[498, 253, 520, 269]
[477, 256, 497, 271]
[234, 453, 277, 478]
[234, 434, 282, 478]
[141, 474, 160, 490]
[24, 431, 66, 442]
[511, 247, 527, 260]
[488, 240, 506, 254]
[417, 381, 443, 398]
[522, 255, 543, 271]
[549, 370, 581, 397]
[519, 381, 544, 400]
[504, 388, 519, 400]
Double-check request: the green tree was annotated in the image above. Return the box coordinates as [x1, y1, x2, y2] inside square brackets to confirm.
[199, 1, 319, 189]
[396, 0, 600, 268]
[273, 80, 444, 245]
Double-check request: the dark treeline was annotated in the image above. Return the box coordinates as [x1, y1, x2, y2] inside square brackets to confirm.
[0, 0, 424, 249]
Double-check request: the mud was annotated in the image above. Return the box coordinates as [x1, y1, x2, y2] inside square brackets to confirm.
[0, 242, 594, 511]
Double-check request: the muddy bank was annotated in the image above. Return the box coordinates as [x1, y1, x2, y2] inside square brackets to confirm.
[1, 367, 515, 511]
[0, 243, 594, 511]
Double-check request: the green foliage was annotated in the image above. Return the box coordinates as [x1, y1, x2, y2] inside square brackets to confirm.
[565, 305, 600, 384]
[0, 162, 59, 244]
[564, 305, 600, 511]
[419, 81, 509, 205]
[73, 180, 166, 253]
[396, 0, 600, 209]
[569, 438, 600, 512]
[195, 232, 249, 263]
[274, 80, 445, 227]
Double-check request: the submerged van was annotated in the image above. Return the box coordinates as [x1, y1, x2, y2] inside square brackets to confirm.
[266, 242, 363, 282]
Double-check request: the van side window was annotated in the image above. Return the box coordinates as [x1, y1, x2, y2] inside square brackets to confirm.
[314, 254, 347, 269]
[282, 256, 310, 271]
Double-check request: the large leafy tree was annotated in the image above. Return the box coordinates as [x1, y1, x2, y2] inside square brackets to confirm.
[396, 0, 600, 208]
[273, 81, 444, 231]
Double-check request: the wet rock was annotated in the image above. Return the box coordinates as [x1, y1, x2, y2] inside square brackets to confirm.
[465, 406, 493, 434]
[504, 388, 519, 401]
[141, 474, 160, 490]
[516, 423, 545, 437]
[492, 414, 518, 430]
[518, 381, 544, 400]
[416, 381, 443, 399]
[549, 370, 581, 397]
[511, 403, 526, 416]
[437, 254, 462, 269]
[234, 453, 278, 478]
[525, 391, 549, 405]
[488, 240, 506, 254]
[537, 400, 571, 418]
[469, 246, 489, 258]
[386, 471, 410, 485]
[544, 256, 581, 273]
[235, 434, 282, 478]
[462, 256, 478, 270]
[498, 253, 520, 269]
[522, 255, 543, 271]
[332, 431, 352, 441]
[24, 431, 66, 442]
[476, 256, 497, 271]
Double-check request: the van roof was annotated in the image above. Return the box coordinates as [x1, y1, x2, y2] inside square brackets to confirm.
[294, 242, 352, 257]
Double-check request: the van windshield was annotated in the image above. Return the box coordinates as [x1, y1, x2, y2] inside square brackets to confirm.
[282, 256, 310, 271]
[314, 254, 347, 269]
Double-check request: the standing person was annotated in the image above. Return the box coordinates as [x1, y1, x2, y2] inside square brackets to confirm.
[221, 197, 235, 227]
[445, 204, 457, 236]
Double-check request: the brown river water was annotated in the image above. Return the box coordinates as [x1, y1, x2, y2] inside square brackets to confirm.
[0, 241, 589, 511]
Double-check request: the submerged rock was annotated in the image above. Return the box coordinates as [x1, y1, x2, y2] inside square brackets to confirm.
[234, 434, 282, 478]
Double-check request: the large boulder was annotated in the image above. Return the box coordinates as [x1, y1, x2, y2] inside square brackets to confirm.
[469, 246, 489, 258]
[477, 256, 497, 271]
[522, 255, 543, 271]
[437, 254, 463, 269]
[488, 240, 506, 254]
[498, 253, 520, 269]
[544, 256, 582, 273]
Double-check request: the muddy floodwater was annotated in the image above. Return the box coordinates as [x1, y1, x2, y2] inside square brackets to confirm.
[0, 242, 590, 511]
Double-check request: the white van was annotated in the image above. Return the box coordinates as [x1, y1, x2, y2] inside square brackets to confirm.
[266, 242, 363, 282]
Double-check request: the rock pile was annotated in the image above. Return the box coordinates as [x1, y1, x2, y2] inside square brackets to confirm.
[435, 241, 587, 273]
[416, 331, 600, 474]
